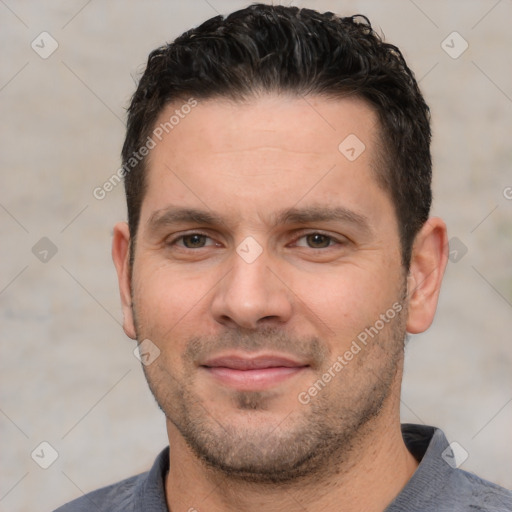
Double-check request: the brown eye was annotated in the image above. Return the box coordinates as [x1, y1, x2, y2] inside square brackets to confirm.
[181, 234, 208, 248]
[305, 233, 333, 248]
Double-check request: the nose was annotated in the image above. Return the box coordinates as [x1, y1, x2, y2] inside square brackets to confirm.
[210, 244, 294, 330]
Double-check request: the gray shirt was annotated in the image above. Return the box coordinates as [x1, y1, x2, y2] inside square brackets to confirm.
[55, 424, 512, 511]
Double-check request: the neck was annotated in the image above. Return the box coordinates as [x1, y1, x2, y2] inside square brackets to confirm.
[164, 408, 418, 512]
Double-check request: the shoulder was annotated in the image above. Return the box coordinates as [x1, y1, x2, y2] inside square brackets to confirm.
[390, 425, 512, 512]
[53, 472, 146, 512]
[53, 447, 170, 512]
[451, 468, 512, 511]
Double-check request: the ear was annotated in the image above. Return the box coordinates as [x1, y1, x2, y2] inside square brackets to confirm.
[406, 217, 448, 334]
[112, 222, 137, 340]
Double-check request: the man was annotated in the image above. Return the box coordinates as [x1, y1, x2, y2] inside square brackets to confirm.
[56, 4, 512, 511]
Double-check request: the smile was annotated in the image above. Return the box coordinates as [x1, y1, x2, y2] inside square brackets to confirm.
[201, 354, 310, 391]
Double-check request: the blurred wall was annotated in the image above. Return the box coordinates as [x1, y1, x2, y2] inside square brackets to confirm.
[1, 1, 511, 510]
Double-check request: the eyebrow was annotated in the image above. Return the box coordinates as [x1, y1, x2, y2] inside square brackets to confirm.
[275, 206, 370, 232]
[146, 205, 372, 235]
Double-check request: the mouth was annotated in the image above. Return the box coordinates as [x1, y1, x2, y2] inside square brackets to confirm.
[200, 354, 310, 391]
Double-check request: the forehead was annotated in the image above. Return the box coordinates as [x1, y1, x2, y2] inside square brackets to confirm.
[150, 94, 379, 165]
[139, 94, 391, 231]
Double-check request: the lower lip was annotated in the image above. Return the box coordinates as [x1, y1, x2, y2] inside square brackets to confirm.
[203, 366, 307, 390]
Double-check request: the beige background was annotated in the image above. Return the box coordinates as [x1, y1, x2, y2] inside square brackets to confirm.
[1, 1, 511, 510]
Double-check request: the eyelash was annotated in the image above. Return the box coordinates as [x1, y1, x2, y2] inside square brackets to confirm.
[166, 230, 345, 250]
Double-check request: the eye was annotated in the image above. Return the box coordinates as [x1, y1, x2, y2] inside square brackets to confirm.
[170, 233, 218, 249]
[294, 232, 339, 249]
[182, 234, 208, 248]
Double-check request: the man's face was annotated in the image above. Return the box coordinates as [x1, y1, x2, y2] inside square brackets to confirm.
[125, 95, 409, 482]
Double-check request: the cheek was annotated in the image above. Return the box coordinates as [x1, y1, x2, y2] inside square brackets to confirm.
[132, 260, 217, 339]
[291, 263, 401, 342]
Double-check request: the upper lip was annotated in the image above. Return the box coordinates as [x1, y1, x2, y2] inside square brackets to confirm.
[201, 354, 309, 370]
